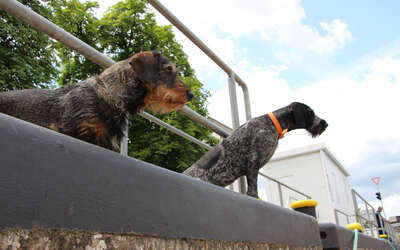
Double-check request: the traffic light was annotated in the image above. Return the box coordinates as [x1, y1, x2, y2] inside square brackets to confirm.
[376, 192, 382, 200]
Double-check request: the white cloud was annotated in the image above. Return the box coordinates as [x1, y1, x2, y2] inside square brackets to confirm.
[277, 19, 351, 54]
[208, 56, 400, 167]
[146, 0, 352, 77]
[153, 0, 351, 53]
[173, 33, 235, 80]
[92, 0, 351, 78]
[370, 57, 400, 81]
[152, 0, 305, 38]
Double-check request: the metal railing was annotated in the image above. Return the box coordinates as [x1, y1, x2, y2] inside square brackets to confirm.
[259, 172, 311, 208]
[351, 189, 398, 244]
[0, 0, 230, 152]
[1, 0, 255, 187]
[148, 0, 251, 193]
[334, 208, 353, 226]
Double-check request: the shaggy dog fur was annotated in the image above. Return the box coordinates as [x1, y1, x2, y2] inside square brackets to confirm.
[0, 51, 193, 150]
[183, 102, 328, 198]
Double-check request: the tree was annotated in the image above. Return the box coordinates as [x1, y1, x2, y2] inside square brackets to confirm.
[48, 0, 103, 85]
[0, 0, 58, 91]
[50, 0, 218, 172]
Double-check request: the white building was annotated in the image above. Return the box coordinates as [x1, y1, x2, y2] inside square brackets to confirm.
[260, 143, 356, 226]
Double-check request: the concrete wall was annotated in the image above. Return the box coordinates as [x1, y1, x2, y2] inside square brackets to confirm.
[0, 113, 322, 249]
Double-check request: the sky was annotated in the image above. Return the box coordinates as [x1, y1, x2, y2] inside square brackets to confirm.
[93, 0, 400, 217]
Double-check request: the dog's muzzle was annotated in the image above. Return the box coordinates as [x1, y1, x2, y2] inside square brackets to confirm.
[309, 117, 328, 137]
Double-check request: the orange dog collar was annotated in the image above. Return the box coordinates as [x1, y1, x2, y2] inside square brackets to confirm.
[268, 112, 288, 139]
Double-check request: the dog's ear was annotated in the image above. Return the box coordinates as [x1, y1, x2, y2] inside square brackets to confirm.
[290, 102, 307, 128]
[128, 51, 162, 88]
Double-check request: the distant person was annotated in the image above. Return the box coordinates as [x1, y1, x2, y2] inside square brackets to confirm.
[375, 206, 386, 235]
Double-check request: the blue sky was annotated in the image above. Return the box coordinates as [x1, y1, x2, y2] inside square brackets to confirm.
[96, 0, 400, 217]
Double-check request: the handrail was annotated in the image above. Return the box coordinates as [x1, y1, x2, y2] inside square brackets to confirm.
[351, 189, 398, 244]
[259, 172, 312, 201]
[179, 106, 230, 138]
[334, 208, 352, 225]
[148, 0, 252, 121]
[139, 111, 212, 150]
[147, 0, 253, 194]
[0, 0, 230, 152]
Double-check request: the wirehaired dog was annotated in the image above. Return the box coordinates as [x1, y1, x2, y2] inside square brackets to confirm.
[0, 51, 193, 150]
[183, 102, 328, 198]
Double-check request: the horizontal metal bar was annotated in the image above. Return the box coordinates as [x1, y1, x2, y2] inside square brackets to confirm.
[259, 172, 311, 199]
[148, 0, 250, 91]
[139, 111, 213, 150]
[0, 0, 115, 69]
[179, 106, 231, 138]
[0, 0, 230, 146]
[351, 189, 375, 209]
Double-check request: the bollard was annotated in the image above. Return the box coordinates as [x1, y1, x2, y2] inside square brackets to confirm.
[379, 234, 388, 239]
[290, 199, 318, 218]
[345, 223, 363, 232]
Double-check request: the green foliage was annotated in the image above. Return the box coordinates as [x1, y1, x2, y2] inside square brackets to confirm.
[0, 0, 58, 91]
[50, 0, 218, 172]
[48, 0, 103, 85]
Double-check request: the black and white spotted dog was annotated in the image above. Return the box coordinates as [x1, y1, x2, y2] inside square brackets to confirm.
[183, 102, 328, 198]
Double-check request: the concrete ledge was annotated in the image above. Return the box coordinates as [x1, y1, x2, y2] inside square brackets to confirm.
[0, 228, 323, 250]
[0, 113, 321, 247]
[319, 223, 396, 249]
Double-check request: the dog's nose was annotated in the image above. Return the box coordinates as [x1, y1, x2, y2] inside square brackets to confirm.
[320, 119, 328, 128]
[187, 90, 194, 101]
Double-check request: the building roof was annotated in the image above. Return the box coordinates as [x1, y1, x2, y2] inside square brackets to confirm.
[270, 143, 350, 176]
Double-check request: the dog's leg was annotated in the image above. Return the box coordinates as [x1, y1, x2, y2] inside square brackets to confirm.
[246, 168, 259, 198]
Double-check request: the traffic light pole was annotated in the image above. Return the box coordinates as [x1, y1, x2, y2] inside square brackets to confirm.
[375, 184, 387, 218]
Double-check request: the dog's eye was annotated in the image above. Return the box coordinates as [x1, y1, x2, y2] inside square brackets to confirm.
[164, 65, 173, 72]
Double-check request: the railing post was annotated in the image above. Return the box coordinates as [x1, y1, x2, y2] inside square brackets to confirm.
[351, 189, 360, 223]
[120, 116, 129, 156]
[242, 84, 252, 121]
[364, 203, 373, 235]
[334, 209, 339, 225]
[277, 183, 284, 207]
[227, 73, 246, 194]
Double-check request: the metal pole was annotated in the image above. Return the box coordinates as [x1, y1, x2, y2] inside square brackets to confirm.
[179, 106, 230, 138]
[375, 183, 387, 218]
[242, 85, 252, 121]
[228, 73, 240, 129]
[334, 209, 339, 225]
[351, 189, 360, 223]
[227, 73, 246, 194]
[259, 173, 312, 199]
[0, 0, 115, 69]
[364, 203, 373, 235]
[277, 183, 284, 207]
[0, 0, 131, 154]
[148, 0, 252, 120]
[0, 0, 231, 155]
[120, 116, 129, 156]
[139, 111, 212, 150]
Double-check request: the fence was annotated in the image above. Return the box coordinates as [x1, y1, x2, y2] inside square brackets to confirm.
[351, 189, 398, 244]
[258, 172, 311, 208]
[0, 0, 314, 209]
[334, 208, 353, 226]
